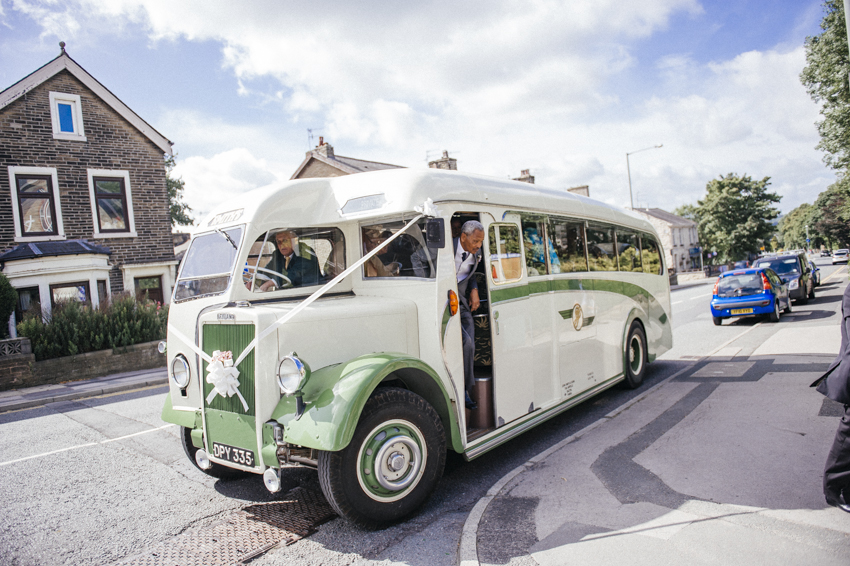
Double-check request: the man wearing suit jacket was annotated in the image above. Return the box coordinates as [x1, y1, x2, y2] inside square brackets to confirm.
[260, 230, 321, 290]
[455, 220, 485, 410]
[812, 282, 850, 513]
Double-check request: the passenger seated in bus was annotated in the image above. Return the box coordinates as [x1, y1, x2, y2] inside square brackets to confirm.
[523, 226, 560, 275]
[363, 228, 401, 277]
[259, 230, 321, 290]
[455, 220, 484, 410]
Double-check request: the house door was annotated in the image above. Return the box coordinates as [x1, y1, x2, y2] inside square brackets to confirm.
[135, 276, 163, 303]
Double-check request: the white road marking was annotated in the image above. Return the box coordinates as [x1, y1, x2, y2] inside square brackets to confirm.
[0, 423, 176, 467]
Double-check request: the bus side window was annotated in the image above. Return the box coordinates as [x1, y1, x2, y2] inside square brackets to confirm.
[549, 218, 588, 273]
[640, 234, 663, 275]
[489, 224, 523, 284]
[586, 223, 617, 271]
[521, 217, 550, 276]
[617, 230, 643, 272]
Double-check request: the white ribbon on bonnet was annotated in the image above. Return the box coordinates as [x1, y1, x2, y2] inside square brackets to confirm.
[205, 350, 249, 412]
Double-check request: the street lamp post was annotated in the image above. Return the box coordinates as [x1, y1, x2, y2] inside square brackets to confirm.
[626, 144, 663, 209]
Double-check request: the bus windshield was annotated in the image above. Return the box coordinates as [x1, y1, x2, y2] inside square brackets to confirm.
[174, 227, 243, 301]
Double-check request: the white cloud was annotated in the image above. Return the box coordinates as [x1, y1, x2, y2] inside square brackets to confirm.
[173, 148, 280, 226]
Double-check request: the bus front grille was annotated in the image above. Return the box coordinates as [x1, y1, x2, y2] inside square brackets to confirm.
[202, 323, 256, 416]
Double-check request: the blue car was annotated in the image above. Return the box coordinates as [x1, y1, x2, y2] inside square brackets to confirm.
[710, 268, 791, 326]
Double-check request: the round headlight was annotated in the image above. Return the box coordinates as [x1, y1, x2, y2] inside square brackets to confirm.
[170, 355, 191, 389]
[277, 355, 307, 395]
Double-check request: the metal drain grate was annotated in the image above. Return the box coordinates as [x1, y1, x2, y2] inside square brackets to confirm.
[121, 487, 337, 566]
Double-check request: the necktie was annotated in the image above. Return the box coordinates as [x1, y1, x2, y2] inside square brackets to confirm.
[285, 255, 291, 270]
[461, 252, 468, 262]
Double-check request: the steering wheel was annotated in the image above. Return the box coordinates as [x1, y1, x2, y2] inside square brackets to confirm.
[255, 270, 293, 291]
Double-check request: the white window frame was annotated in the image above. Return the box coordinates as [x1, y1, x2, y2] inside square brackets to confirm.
[49, 92, 87, 141]
[7, 166, 66, 242]
[87, 169, 137, 238]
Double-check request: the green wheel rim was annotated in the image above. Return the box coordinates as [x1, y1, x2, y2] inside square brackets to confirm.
[356, 419, 427, 502]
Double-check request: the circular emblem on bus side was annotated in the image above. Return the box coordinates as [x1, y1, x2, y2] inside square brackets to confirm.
[572, 304, 584, 331]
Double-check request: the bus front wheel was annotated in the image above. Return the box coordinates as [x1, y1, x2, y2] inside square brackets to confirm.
[318, 387, 446, 529]
[622, 322, 647, 389]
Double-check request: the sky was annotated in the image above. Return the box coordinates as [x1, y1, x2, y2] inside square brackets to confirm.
[0, 0, 836, 229]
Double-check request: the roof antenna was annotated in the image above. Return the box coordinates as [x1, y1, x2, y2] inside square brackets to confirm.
[59, 41, 66, 54]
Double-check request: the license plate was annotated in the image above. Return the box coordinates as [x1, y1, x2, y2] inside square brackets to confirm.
[730, 308, 753, 315]
[211, 442, 255, 467]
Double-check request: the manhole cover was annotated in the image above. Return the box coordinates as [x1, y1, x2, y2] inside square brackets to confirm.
[692, 361, 754, 378]
[121, 487, 336, 565]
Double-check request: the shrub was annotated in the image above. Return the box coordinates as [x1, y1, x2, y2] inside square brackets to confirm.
[16, 294, 169, 361]
[0, 274, 16, 338]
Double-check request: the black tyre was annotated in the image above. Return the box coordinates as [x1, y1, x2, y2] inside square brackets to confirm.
[622, 322, 647, 389]
[769, 299, 780, 322]
[180, 426, 246, 480]
[318, 387, 446, 529]
[783, 297, 792, 314]
[808, 284, 815, 300]
[712, 316, 722, 326]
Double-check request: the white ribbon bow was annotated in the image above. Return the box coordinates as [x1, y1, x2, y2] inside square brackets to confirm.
[205, 350, 249, 412]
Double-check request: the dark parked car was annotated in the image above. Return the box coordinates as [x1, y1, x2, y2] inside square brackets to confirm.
[752, 252, 815, 303]
[710, 268, 791, 325]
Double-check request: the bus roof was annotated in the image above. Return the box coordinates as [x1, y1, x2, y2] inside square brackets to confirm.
[199, 168, 656, 234]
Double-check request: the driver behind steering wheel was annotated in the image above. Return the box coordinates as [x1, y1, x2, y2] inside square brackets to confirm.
[259, 230, 321, 291]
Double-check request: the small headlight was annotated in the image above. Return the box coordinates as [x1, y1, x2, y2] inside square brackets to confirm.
[788, 278, 799, 289]
[277, 355, 308, 395]
[170, 355, 191, 389]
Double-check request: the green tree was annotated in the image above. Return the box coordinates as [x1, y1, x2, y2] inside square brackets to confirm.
[673, 203, 701, 223]
[810, 175, 850, 247]
[801, 0, 850, 171]
[166, 155, 194, 226]
[778, 203, 815, 249]
[696, 173, 781, 263]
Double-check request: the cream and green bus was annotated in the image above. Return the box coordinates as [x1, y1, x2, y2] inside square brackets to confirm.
[161, 168, 672, 527]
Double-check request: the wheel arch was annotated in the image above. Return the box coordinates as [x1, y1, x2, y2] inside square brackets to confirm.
[622, 309, 650, 369]
[270, 353, 461, 453]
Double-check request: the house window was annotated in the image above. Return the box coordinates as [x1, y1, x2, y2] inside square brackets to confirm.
[87, 170, 136, 237]
[7, 167, 65, 240]
[49, 92, 86, 141]
[135, 276, 163, 304]
[15, 287, 41, 324]
[50, 281, 91, 309]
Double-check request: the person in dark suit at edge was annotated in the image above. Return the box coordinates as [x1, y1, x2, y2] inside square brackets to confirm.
[812, 282, 850, 513]
[260, 230, 321, 291]
[455, 220, 484, 410]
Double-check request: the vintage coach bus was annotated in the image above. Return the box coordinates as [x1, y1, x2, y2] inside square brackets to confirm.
[160, 168, 672, 527]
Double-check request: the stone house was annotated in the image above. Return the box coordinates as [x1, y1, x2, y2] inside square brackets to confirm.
[0, 46, 176, 326]
[291, 138, 403, 179]
[632, 208, 701, 273]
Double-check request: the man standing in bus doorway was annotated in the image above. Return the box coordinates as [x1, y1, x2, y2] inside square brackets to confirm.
[812, 282, 850, 514]
[455, 220, 484, 410]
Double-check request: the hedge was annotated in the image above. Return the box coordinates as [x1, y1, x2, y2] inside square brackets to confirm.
[16, 294, 168, 362]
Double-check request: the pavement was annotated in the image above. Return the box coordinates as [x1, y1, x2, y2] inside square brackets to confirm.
[462, 276, 850, 565]
[0, 366, 167, 413]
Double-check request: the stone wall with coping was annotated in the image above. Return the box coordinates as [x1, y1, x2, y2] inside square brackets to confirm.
[0, 337, 165, 391]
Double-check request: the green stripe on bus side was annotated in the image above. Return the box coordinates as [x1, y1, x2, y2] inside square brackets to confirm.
[489, 276, 668, 326]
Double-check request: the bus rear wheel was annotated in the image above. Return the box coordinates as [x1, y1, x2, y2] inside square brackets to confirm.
[622, 322, 647, 389]
[318, 387, 446, 529]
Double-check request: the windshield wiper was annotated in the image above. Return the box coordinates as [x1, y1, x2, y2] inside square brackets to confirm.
[215, 228, 238, 250]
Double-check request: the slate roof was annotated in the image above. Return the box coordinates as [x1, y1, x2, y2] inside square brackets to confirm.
[0, 239, 111, 262]
[633, 207, 696, 227]
[290, 147, 403, 179]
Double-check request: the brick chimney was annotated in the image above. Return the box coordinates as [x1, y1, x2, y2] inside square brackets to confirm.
[312, 136, 334, 159]
[513, 169, 535, 184]
[428, 150, 457, 170]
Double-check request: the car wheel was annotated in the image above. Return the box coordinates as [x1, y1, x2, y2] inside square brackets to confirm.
[318, 387, 446, 529]
[180, 426, 247, 480]
[808, 285, 815, 300]
[621, 322, 647, 389]
[712, 316, 722, 326]
[783, 297, 792, 314]
[769, 299, 780, 322]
